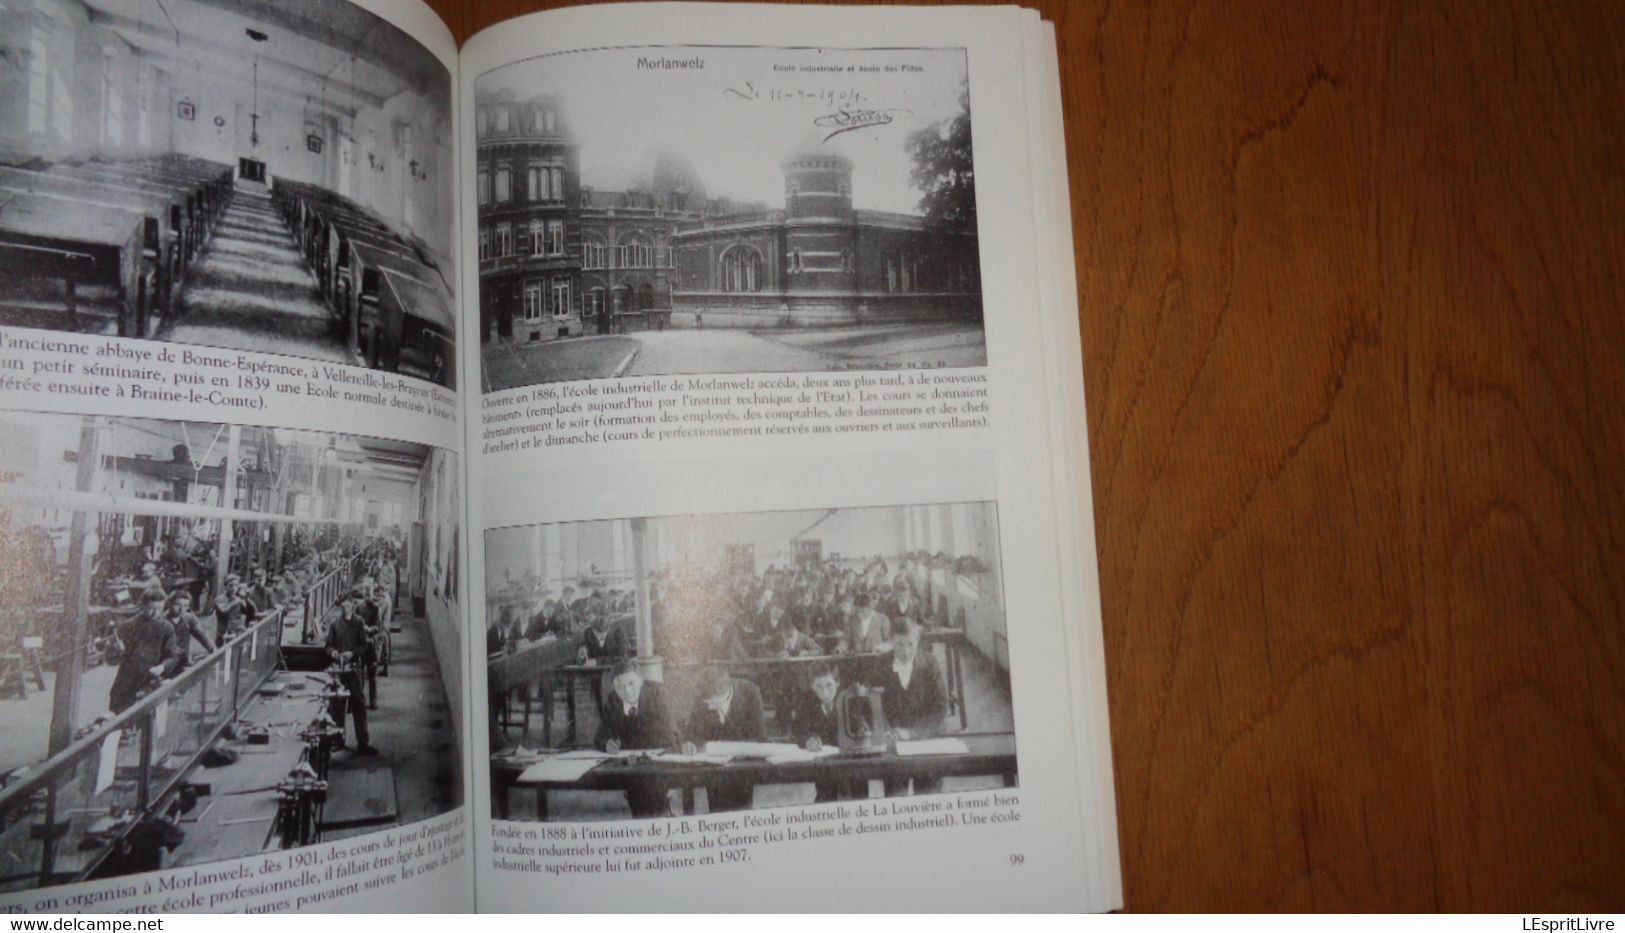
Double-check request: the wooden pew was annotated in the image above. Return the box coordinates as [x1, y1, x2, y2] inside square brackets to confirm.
[270, 178, 455, 387]
[354, 245, 456, 387]
[0, 193, 146, 335]
[0, 167, 184, 335]
[57, 160, 228, 260]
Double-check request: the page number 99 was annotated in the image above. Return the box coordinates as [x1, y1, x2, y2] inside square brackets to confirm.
[1009, 854, 1025, 866]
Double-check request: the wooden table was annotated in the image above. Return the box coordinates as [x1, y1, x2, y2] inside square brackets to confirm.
[490, 733, 1018, 820]
[444, 0, 1625, 911]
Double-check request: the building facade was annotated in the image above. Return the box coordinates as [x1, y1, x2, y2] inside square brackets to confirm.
[475, 91, 583, 343]
[669, 134, 981, 328]
[476, 96, 980, 344]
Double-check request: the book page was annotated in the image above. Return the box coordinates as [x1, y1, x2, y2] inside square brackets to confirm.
[0, 0, 472, 914]
[460, 3, 1119, 913]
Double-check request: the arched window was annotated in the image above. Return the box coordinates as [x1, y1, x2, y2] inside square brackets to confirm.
[583, 238, 606, 270]
[619, 235, 654, 269]
[719, 246, 762, 292]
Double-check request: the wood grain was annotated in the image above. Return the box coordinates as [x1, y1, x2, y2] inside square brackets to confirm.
[429, 0, 1625, 911]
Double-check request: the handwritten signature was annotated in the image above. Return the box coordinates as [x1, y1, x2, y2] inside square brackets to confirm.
[814, 108, 913, 142]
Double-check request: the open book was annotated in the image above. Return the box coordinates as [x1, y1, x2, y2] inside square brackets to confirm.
[0, 0, 1118, 914]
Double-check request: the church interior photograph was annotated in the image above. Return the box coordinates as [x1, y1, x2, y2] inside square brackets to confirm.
[0, 0, 457, 388]
[0, 412, 463, 893]
[485, 501, 1016, 822]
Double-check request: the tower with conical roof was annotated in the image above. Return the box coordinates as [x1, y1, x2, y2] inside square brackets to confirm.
[781, 131, 854, 220]
[779, 132, 857, 300]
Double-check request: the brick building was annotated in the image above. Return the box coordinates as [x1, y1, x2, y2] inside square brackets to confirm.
[477, 96, 980, 344]
[669, 132, 980, 328]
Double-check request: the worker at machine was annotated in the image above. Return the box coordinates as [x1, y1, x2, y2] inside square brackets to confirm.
[108, 590, 181, 715]
[324, 589, 377, 755]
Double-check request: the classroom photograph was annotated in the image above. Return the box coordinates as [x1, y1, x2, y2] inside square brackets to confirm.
[485, 501, 1016, 822]
[0, 0, 457, 388]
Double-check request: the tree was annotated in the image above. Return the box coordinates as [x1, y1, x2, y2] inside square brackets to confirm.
[906, 85, 977, 229]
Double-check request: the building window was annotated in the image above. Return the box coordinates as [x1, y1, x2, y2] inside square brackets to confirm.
[840, 249, 853, 273]
[477, 170, 490, 206]
[551, 277, 571, 318]
[523, 281, 543, 322]
[495, 106, 510, 132]
[528, 220, 545, 256]
[495, 223, 512, 257]
[790, 249, 804, 274]
[546, 220, 565, 256]
[720, 247, 762, 292]
[478, 227, 490, 261]
[527, 164, 562, 200]
[495, 164, 511, 202]
[476, 106, 489, 135]
[583, 239, 605, 270]
[619, 237, 653, 269]
[883, 250, 919, 292]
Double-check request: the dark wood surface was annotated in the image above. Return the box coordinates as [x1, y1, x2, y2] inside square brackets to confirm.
[432, 0, 1625, 911]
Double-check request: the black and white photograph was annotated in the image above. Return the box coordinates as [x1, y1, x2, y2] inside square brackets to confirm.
[475, 45, 985, 392]
[0, 0, 457, 388]
[485, 501, 1014, 822]
[0, 412, 463, 893]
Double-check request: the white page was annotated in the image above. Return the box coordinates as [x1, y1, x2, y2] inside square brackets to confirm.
[461, 3, 1117, 913]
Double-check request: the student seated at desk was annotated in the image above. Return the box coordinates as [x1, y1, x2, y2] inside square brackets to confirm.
[595, 660, 677, 818]
[757, 602, 819, 658]
[785, 588, 822, 636]
[546, 595, 577, 635]
[788, 663, 846, 802]
[577, 612, 628, 664]
[877, 617, 948, 796]
[842, 593, 890, 655]
[486, 616, 507, 656]
[681, 667, 765, 812]
[882, 581, 928, 628]
[523, 599, 556, 642]
[703, 618, 750, 662]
